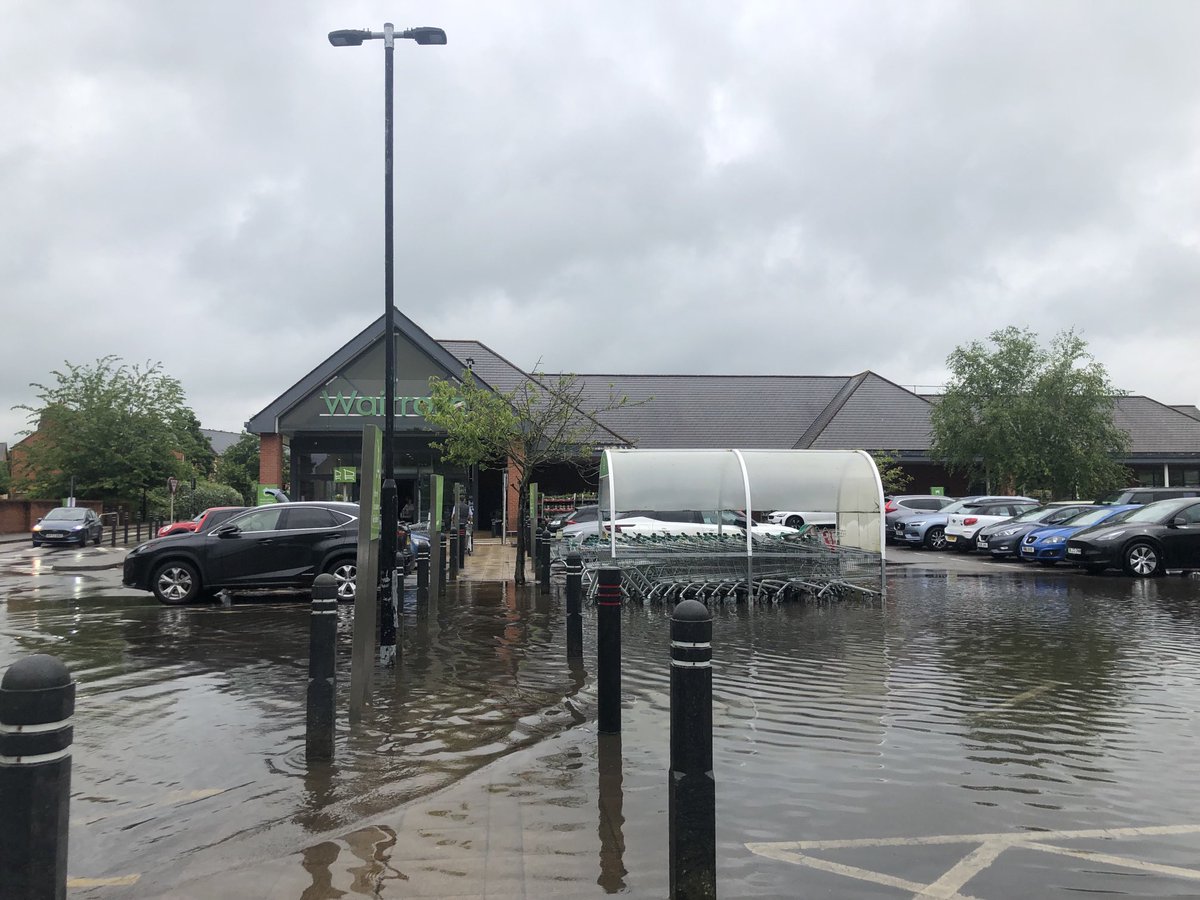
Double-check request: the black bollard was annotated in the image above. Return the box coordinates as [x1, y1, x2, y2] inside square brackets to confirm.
[597, 568, 622, 734]
[457, 524, 467, 569]
[448, 530, 459, 581]
[438, 535, 449, 595]
[306, 574, 338, 761]
[110, 519, 116, 547]
[566, 553, 584, 660]
[668, 599, 716, 899]
[416, 544, 429, 591]
[123, 519, 129, 544]
[0, 654, 75, 900]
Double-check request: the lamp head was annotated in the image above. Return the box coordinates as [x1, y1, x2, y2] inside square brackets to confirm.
[328, 29, 371, 47]
[403, 26, 447, 45]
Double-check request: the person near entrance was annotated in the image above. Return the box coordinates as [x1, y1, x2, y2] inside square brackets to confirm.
[399, 498, 415, 523]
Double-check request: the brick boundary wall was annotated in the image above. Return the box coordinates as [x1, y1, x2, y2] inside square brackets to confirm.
[0, 500, 105, 535]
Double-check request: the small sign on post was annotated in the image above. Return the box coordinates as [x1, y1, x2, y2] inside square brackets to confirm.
[167, 477, 179, 523]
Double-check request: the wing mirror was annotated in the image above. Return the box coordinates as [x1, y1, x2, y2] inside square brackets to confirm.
[1171, 516, 1188, 528]
[213, 523, 241, 537]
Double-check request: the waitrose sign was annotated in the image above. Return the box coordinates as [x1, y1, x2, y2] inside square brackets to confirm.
[320, 389, 435, 418]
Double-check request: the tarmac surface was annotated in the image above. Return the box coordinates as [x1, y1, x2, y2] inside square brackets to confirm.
[7, 532, 1200, 897]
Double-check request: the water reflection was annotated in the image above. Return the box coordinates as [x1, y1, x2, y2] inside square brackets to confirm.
[5, 570, 1200, 896]
[596, 733, 627, 892]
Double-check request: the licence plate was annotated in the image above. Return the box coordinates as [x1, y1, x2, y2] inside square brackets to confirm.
[977, 540, 988, 548]
[1067, 547, 1082, 556]
[1021, 546, 1034, 554]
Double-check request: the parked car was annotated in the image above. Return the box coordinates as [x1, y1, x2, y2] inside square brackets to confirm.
[606, 509, 798, 538]
[1095, 486, 1200, 505]
[1019, 504, 1139, 566]
[123, 501, 361, 605]
[972, 503, 1094, 559]
[31, 507, 103, 547]
[765, 509, 837, 528]
[550, 504, 599, 535]
[1065, 497, 1200, 577]
[157, 506, 248, 537]
[945, 498, 1039, 553]
[884, 495, 957, 543]
[894, 496, 987, 549]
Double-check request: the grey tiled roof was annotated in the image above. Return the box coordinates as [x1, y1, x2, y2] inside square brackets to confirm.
[1113, 397, 1200, 455]
[562, 374, 852, 449]
[805, 373, 936, 451]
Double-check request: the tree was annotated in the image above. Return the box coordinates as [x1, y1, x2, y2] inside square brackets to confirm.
[425, 369, 636, 584]
[15, 356, 201, 502]
[871, 451, 913, 495]
[213, 432, 261, 504]
[930, 327, 1129, 498]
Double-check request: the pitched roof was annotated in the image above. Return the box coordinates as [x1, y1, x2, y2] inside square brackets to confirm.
[561, 373, 852, 449]
[200, 429, 243, 455]
[804, 372, 936, 452]
[1112, 397, 1200, 455]
[247, 308, 474, 433]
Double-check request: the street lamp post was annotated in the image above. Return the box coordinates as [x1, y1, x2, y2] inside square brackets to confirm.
[329, 23, 446, 666]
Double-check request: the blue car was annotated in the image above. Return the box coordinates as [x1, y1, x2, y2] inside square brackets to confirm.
[1019, 504, 1139, 566]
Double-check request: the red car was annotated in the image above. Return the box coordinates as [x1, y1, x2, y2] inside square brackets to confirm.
[157, 506, 247, 538]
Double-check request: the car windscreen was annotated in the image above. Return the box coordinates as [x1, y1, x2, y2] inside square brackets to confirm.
[1011, 507, 1052, 523]
[1068, 506, 1132, 527]
[1122, 500, 1195, 524]
[44, 508, 87, 520]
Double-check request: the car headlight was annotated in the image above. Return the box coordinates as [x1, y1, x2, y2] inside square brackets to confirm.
[71, 524, 85, 531]
[997, 528, 1020, 537]
[32, 524, 43, 532]
[1044, 536, 1066, 545]
[908, 520, 926, 528]
[1095, 529, 1127, 542]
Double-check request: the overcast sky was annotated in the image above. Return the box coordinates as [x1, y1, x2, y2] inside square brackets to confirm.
[3, 0, 1198, 447]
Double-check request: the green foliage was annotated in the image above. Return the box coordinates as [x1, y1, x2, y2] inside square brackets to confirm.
[161, 479, 245, 521]
[930, 327, 1130, 498]
[425, 369, 637, 583]
[0, 463, 10, 496]
[871, 452, 913, 495]
[15, 356, 207, 502]
[213, 432, 260, 504]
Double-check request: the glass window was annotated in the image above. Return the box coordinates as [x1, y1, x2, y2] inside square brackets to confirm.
[283, 507, 339, 529]
[229, 508, 284, 532]
[1179, 504, 1200, 525]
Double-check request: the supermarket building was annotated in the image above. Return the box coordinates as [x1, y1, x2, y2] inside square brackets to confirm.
[246, 309, 1200, 530]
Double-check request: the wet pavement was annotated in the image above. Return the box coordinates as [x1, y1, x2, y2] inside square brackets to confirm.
[4, 538, 1200, 897]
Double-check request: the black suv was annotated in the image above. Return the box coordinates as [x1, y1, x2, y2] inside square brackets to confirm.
[1096, 487, 1200, 505]
[123, 501, 360, 605]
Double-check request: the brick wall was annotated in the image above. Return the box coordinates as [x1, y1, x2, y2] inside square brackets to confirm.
[0, 500, 105, 534]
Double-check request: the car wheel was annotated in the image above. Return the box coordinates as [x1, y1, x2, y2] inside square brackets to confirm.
[924, 526, 946, 550]
[152, 561, 201, 605]
[31, 540, 40, 548]
[1123, 542, 1162, 578]
[785, 515, 804, 528]
[326, 559, 357, 601]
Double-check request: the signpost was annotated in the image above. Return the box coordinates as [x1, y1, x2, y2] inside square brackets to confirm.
[350, 425, 382, 721]
[167, 477, 178, 524]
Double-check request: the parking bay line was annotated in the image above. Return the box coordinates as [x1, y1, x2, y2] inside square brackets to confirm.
[747, 824, 1200, 897]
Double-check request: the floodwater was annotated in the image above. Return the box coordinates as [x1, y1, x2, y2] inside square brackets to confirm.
[4, 555, 1200, 897]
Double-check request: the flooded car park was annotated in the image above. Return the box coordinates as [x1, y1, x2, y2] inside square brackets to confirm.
[4, 538, 1200, 896]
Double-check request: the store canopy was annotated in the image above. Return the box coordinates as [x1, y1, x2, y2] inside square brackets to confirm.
[598, 448, 884, 553]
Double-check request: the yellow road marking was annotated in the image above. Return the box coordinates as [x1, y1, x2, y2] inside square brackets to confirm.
[747, 823, 1200, 896]
[975, 681, 1057, 716]
[67, 874, 141, 887]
